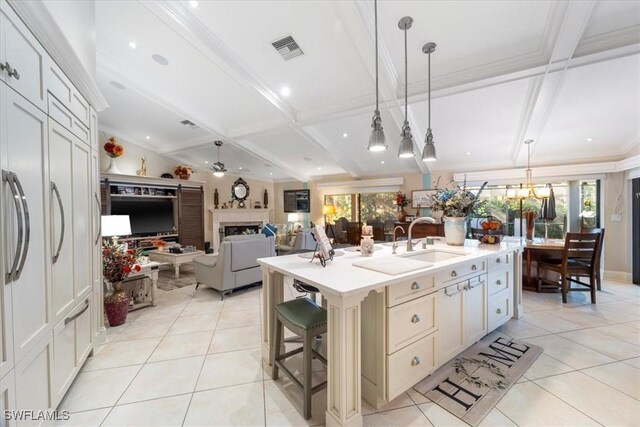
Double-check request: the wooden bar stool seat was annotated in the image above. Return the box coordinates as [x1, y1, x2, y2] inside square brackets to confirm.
[271, 298, 327, 420]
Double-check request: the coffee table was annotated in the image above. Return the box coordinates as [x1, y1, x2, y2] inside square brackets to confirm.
[148, 250, 205, 278]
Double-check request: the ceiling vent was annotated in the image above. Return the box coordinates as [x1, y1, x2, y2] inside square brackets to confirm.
[180, 119, 198, 128]
[272, 35, 304, 61]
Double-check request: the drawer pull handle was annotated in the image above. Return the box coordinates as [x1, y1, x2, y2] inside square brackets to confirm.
[445, 286, 462, 297]
[64, 299, 89, 325]
[4, 62, 20, 80]
[496, 280, 502, 285]
[410, 282, 420, 290]
[496, 258, 502, 263]
[411, 356, 421, 366]
[450, 270, 457, 277]
[471, 264, 477, 271]
[496, 308, 502, 315]
[411, 314, 420, 323]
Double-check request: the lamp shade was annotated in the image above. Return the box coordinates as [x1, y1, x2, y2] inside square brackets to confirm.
[287, 213, 300, 223]
[322, 205, 336, 216]
[101, 215, 131, 237]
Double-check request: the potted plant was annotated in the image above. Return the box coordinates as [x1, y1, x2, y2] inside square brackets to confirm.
[174, 165, 192, 180]
[104, 137, 124, 174]
[394, 191, 411, 222]
[430, 179, 487, 245]
[102, 240, 142, 326]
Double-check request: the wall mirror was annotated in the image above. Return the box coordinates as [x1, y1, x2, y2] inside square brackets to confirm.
[232, 178, 250, 207]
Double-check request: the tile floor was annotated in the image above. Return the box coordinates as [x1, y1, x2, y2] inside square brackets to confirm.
[57, 278, 640, 426]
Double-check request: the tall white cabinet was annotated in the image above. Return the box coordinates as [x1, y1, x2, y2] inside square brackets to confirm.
[0, 1, 101, 422]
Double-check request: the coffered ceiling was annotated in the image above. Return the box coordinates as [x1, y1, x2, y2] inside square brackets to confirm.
[95, 0, 640, 182]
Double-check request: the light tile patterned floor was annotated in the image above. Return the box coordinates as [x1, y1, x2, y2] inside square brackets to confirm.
[57, 278, 640, 426]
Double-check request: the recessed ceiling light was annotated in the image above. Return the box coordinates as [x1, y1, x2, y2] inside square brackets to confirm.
[342, 132, 348, 138]
[152, 54, 169, 66]
[317, 167, 322, 170]
[465, 151, 471, 155]
[110, 81, 126, 90]
[189, 0, 198, 7]
[205, 161, 209, 164]
[238, 166, 242, 170]
[381, 161, 385, 164]
[586, 137, 593, 142]
[145, 136, 150, 140]
[280, 86, 291, 97]
[128, 41, 137, 49]
[269, 172, 273, 175]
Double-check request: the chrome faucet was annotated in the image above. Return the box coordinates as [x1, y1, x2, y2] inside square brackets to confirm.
[392, 226, 405, 254]
[406, 216, 437, 252]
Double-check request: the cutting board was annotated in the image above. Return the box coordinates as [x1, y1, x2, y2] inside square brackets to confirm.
[352, 257, 432, 275]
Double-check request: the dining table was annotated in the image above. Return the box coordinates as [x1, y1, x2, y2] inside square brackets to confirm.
[523, 238, 565, 291]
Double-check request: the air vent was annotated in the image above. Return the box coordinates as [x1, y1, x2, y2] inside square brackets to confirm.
[180, 119, 198, 128]
[272, 35, 304, 61]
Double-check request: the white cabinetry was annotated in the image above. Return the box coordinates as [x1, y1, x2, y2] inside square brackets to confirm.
[0, 1, 46, 111]
[0, 371, 17, 427]
[437, 282, 464, 363]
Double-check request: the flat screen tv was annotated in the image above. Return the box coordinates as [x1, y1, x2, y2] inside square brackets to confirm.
[111, 199, 175, 236]
[283, 189, 310, 213]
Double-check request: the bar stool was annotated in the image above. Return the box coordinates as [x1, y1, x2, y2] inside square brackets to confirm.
[271, 298, 328, 420]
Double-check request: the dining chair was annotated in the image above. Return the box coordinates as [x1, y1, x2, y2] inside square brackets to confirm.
[537, 232, 601, 303]
[575, 228, 605, 291]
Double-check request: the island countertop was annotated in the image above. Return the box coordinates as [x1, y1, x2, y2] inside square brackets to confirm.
[258, 237, 525, 298]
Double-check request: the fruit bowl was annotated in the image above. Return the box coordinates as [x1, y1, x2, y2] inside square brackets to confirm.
[478, 234, 501, 244]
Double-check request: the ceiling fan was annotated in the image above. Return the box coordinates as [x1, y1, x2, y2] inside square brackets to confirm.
[212, 140, 227, 177]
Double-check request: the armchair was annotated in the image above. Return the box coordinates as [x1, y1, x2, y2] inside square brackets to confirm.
[193, 234, 275, 299]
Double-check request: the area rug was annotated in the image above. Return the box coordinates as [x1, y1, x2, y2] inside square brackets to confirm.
[156, 263, 197, 291]
[413, 331, 542, 426]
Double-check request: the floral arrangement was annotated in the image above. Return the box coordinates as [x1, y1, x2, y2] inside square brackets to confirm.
[430, 178, 488, 218]
[394, 191, 411, 208]
[151, 239, 165, 250]
[102, 240, 142, 284]
[174, 165, 192, 178]
[104, 137, 124, 158]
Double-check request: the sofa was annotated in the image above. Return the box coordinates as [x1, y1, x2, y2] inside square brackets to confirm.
[193, 234, 276, 299]
[277, 228, 317, 254]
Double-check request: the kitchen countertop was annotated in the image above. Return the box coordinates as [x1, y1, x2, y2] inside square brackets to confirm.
[258, 237, 525, 298]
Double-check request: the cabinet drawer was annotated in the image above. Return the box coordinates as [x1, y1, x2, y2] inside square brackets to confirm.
[488, 290, 511, 331]
[387, 293, 437, 354]
[487, 268, 510, 296]
[488, 252, 511, 268]
[387, 275, 435, 307]
[48, 94, 90, 143]
[46, 61, 90, 127]
[387, 332, 437, 400]
[14, 334, 53, 420]
[436, 259, 486, 284]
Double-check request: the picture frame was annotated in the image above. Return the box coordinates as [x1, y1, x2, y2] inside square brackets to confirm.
[412, 189, 436, 208]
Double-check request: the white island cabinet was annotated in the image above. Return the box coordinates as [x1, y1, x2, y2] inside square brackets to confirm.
[258, 238, 524, 427]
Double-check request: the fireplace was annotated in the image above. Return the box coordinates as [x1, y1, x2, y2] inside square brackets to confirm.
[221, 223, 262, 241]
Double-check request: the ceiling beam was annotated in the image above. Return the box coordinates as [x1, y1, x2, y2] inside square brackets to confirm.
[143, 0, 362, 178]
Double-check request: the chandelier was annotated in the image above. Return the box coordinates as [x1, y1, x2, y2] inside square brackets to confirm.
[506, 139, 550, 199]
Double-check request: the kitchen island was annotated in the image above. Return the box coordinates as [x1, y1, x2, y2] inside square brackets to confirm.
[258, 237, 524, 427]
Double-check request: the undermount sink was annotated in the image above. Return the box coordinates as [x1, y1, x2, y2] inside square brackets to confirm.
[400, 249, 466, 263]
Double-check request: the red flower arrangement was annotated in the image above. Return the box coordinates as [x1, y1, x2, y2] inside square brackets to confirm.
[394, 191, 411, 208]
[104, 137, 124, 158]
[102, 240, 142, 284]
[174, 165, 192, 179]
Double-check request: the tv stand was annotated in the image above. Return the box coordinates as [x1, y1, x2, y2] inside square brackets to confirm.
[100, 173, 205, 250]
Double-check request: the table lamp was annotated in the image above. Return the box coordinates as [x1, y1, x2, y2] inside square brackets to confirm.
[101, 215, 132, 246]
[287, 213, 300, 230]
[322, 204, 336, 224]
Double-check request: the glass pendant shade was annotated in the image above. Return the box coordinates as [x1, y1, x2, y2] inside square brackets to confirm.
[398, 122, 414, 158]
[213, 171, 224, 178]
[421, 129, 436, 161]
[368, 111, 387, 151]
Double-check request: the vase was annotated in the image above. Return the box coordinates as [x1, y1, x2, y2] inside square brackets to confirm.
[179, 174, 190, 180]
[104, 282, 129, 326]
[444, 217, 467, 246]
[105, 157, 122, 174]
[525, 211, 536, 241]
[397, 207, 407, 222]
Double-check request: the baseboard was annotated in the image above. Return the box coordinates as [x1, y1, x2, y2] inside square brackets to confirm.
[604, 270, 632, 283]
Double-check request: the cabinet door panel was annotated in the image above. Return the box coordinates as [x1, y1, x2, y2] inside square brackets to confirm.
[437, 284, 464, 364]
[75, 295, 92, 365]
[4, 87, 49, 362]
[51, 317, 76, 407]
[464, 276, 487, 345]
[72, 141, 92, 300]
[0, 370, 17, 427]
[14, 334, 52, 425]
[49, 121, 75, 323]
[1, 4, 46, 110]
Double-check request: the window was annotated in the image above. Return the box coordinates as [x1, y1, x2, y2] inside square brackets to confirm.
[579, 180, 600, 229]
[324, 194, 354, 222]
[324, 192, 397, 223]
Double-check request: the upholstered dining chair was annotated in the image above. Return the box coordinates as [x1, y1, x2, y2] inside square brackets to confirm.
[537, 232, 601, 303]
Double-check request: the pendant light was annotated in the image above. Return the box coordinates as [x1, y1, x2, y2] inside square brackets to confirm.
[367, 0, 387, 152]
[522, 139, 550, 199]
[397, 16, 414, 158]
[212, 141, 227, 178]
[421, 42, 437, 162]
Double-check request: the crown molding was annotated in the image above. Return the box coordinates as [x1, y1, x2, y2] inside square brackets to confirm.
[575, 26, 640, 58]
[7, 0, 108, 111]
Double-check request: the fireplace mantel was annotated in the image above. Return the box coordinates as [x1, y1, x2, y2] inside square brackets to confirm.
[210, 209, 271, 252]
